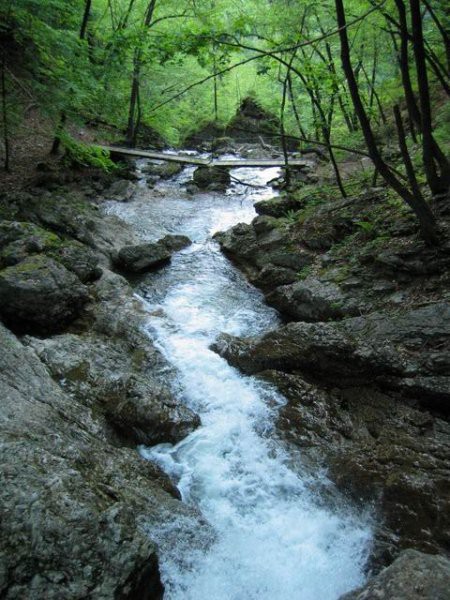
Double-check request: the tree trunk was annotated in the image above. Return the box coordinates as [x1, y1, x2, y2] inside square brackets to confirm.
[80, 0, 92, 39]
[287, 73, 308, 139]
[335, 0, 439, 244]
[280, 69, 291, 188]
[410, 0, 450, 193]
[125, 0, 157, 146]
[422, 0, 450, 71]
[50, 0, 92, 153]
[1, 51, 10, 172]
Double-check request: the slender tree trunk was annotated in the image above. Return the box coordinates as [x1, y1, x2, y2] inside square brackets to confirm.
[287, 73, 308, 139]
[50, 112, 66, 155]
[213, 55, 218, 122]
[1, 51, 10, 172]
[394, 0, 422, 135]
[394, 104, 426, 206]
[51, 0, 92, 153]
[80, 0, 92, 39]
[126, 50, 141, 146]
[410, 0, 450, 193]
[280, 69, 291, 188]
[126, 0, 157, 146]
[361, 62, 387, 124]
[335, 0, 439, 244]
[422, 0, 450, 70]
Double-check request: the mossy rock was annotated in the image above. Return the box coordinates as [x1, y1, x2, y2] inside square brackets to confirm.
[0, 221, 102, 282]
[0, 255, 89, 334]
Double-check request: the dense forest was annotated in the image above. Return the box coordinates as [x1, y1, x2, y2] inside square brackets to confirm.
[1, 0, 449, 240]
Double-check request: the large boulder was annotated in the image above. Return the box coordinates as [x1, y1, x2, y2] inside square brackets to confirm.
[28, 331, 200, 447]
[142, 162, 183, 180]
[193, 166, 231, 191]
[159, 234, 192, 252]
[254, 195, 303, 218]
[105, 381, 200, 446]
[105, 179, 137, 202]
[0, 255, 89, 333]
[214, 219, 314, 291]
[262, 368, 450, 563]
[113, 242, 172, 273]
[340, 550, 450, 600]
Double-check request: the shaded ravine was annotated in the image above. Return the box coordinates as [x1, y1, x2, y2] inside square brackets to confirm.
[106, 162, 373, 600]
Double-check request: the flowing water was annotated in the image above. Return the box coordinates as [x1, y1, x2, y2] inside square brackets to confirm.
[106, 160, 372, 600]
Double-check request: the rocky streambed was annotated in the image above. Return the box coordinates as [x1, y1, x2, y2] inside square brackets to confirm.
[0, 153, 449, 599]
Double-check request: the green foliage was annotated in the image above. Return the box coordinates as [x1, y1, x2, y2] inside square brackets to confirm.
[296, 264, 313, 281]
[354, 220, 376, 234]
[61, 133, 117, 171]
[1, 0, 448, 191]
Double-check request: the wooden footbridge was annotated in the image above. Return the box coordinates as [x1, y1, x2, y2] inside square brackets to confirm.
[99, 145, 313, 169]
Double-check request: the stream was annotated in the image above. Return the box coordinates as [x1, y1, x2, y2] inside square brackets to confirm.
[106, 159, 373, 600]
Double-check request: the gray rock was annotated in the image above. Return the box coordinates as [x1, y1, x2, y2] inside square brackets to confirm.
[252, 215, 279, 235]
[142, 162, 183, 180]
[0, 322, 179, 599]
[259, 373, 450, 564]
[193, 166, 231, 190]
[105, 380, 200, 446]
[27, 330, 200, 447]
[106, 179, 136, 202]
[0, 255, 89, 333]
[213, 303, 450, 410]
[114, 242, 172, 273]
[215, 219, 314, 292]
[254, 195, 302, 218]
[46, 239, 103, 282]
[160, 234, 192, 252]
[0, 220, 102, 282]
[340, 550, 450, 600]
[267, 277, 348, 321]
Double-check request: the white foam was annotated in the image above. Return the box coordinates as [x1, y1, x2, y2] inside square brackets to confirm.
[111, 164, 373, 599]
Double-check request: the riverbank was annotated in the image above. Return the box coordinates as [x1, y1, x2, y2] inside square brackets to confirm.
[0, 168, 211, 597]
[214, 183, 450, 567]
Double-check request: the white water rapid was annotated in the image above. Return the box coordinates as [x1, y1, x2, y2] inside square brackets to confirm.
[106, 160, 373, 600]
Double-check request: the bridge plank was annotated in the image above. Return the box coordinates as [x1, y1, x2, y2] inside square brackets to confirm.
[99, 145, 312, 169]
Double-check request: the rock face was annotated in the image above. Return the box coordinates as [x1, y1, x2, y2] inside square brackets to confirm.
[0, 255, 89, 333]
[27, 323, 200, 448]
[340, 550, 450, 600]
[214, 303, 450, 411]
[266, 278, 350, 321]
[213, 303, 450, 562]
[215, 190, 450, 324]
[0, 321, 181, 599]
[193, 165, 231, 191]
[0, 186, 206, 598]
[214, 219, 314, 293]
[0, 220, 102, 280]
[0, 216, 102, 336]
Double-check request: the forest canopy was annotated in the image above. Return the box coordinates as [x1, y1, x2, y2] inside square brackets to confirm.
[0, 0, 449, 240]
